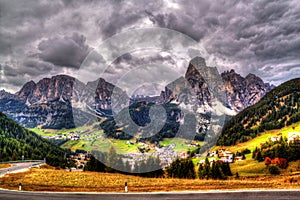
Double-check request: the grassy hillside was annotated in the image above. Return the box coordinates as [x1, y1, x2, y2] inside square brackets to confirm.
[31, 123, 199, 154]
[214, 121, 300, 176]
[0, 112, 65, 166]
[216, 121, 300, 153]
[218, 78, 300, 146]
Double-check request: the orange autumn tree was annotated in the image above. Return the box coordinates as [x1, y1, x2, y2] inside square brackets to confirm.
[264, 157, 272, 166]
[265, 157, 288, 169]
[272, 157, 281, 165]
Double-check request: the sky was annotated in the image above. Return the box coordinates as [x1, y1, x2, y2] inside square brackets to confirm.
[0, 0, 299, 95]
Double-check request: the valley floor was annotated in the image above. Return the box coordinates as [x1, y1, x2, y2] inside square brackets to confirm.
[0, 167, 300, 192]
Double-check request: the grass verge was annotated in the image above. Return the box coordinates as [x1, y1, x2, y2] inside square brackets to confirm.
[1, 168, 300, 192]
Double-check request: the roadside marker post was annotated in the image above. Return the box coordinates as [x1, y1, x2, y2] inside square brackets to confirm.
[19, 183, 22, 191]
[125, 182, 128, 193]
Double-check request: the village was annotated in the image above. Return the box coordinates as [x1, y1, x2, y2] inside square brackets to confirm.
[44, 130, 300, 172]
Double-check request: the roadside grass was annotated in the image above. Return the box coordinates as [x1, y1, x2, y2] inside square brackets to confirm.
[1, 168, 300, 192]
[0, 164, 11, 169]
[286, 160, 300, 175]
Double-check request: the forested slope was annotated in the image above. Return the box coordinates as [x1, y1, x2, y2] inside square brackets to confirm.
[218, 78, 300, 146]
[0, 112, 65, 166]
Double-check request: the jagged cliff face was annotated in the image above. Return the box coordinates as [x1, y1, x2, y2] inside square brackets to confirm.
[17, 75, 76, 104]
[86, 78, 128, 112]
[160, 57, 274, 114]
[160, 58, 213, 114]
[0, 90, 17, 100]
[221, 70, 274, 112]
[0, 75, 128, 129]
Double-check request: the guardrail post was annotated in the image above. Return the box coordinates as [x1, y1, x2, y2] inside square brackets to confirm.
[125, 182, 128, 193]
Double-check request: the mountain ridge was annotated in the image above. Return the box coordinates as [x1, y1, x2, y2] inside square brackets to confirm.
[0, 57, 274, 130]
[160, 57, 274, 114]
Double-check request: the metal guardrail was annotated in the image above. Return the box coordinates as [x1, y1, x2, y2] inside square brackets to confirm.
[0, 160, 45, 176]
[0, 160, 44, 164]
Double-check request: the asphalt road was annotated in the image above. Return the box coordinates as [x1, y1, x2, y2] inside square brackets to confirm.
[0, 162, 43, 176]
[0, 190, 299, 200]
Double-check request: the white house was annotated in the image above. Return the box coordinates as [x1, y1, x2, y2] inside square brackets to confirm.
[270, 136, 279, 142]
[235, 156, 243, 161]
[288, 132, 300, 144]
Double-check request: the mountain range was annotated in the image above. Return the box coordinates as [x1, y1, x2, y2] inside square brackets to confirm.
[0, 57, 274, 130]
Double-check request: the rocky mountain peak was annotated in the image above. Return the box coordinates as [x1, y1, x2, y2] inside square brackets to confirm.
[17, 80, 36, 101]
[17, 75, 76, 104]
[0, 89, 17, 100]
[161, 57, 215, 113]
[245, 72, 258, 79]
[163, 57, 274, 113]
[221, 70, 274, 112]
[0, 57, 274, 129]
[221, 70, 244, 83]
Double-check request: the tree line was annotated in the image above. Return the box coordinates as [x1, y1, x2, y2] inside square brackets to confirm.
[85, 146, 233, 180]
[84, 146, 164, 178]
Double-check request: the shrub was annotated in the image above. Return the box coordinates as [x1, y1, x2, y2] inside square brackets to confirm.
[269, 166, 280, 175]
[270, 157, 288, 169]
[264, 157, 272, 166]
[279, 158, 288, 169]
[235, 172, 239, 179]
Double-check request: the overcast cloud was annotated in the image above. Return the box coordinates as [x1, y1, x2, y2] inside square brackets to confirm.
[0, 0, 299, 93]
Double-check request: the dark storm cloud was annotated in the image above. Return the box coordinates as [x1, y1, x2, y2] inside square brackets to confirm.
[96, 0, 163, 38]
[147, 12, 207, 41]
[0, 32, 13, 55]
[0, 0, 300, 91]
[2, 64, 18, 77]
[38, 33, 91, 69]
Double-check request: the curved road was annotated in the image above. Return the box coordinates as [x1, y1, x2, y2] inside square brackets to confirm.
[0, 190, 299, 200]
[0, 162, 43, 176]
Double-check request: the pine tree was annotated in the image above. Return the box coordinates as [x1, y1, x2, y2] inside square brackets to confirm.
[256, 149, 263, 162]
[198, 163, 204, 179]
[211, 161, 217, 179]
[203, 157, 211, 179]
[186, 159, 196, 179]
[106, 145, 118, 172]
[252, 147, 258, 159]
[124, 160, 132, 174]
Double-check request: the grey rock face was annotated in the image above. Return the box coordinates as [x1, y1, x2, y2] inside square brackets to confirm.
[160, 57, 274, 114]
[0, 75, 128, 129]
